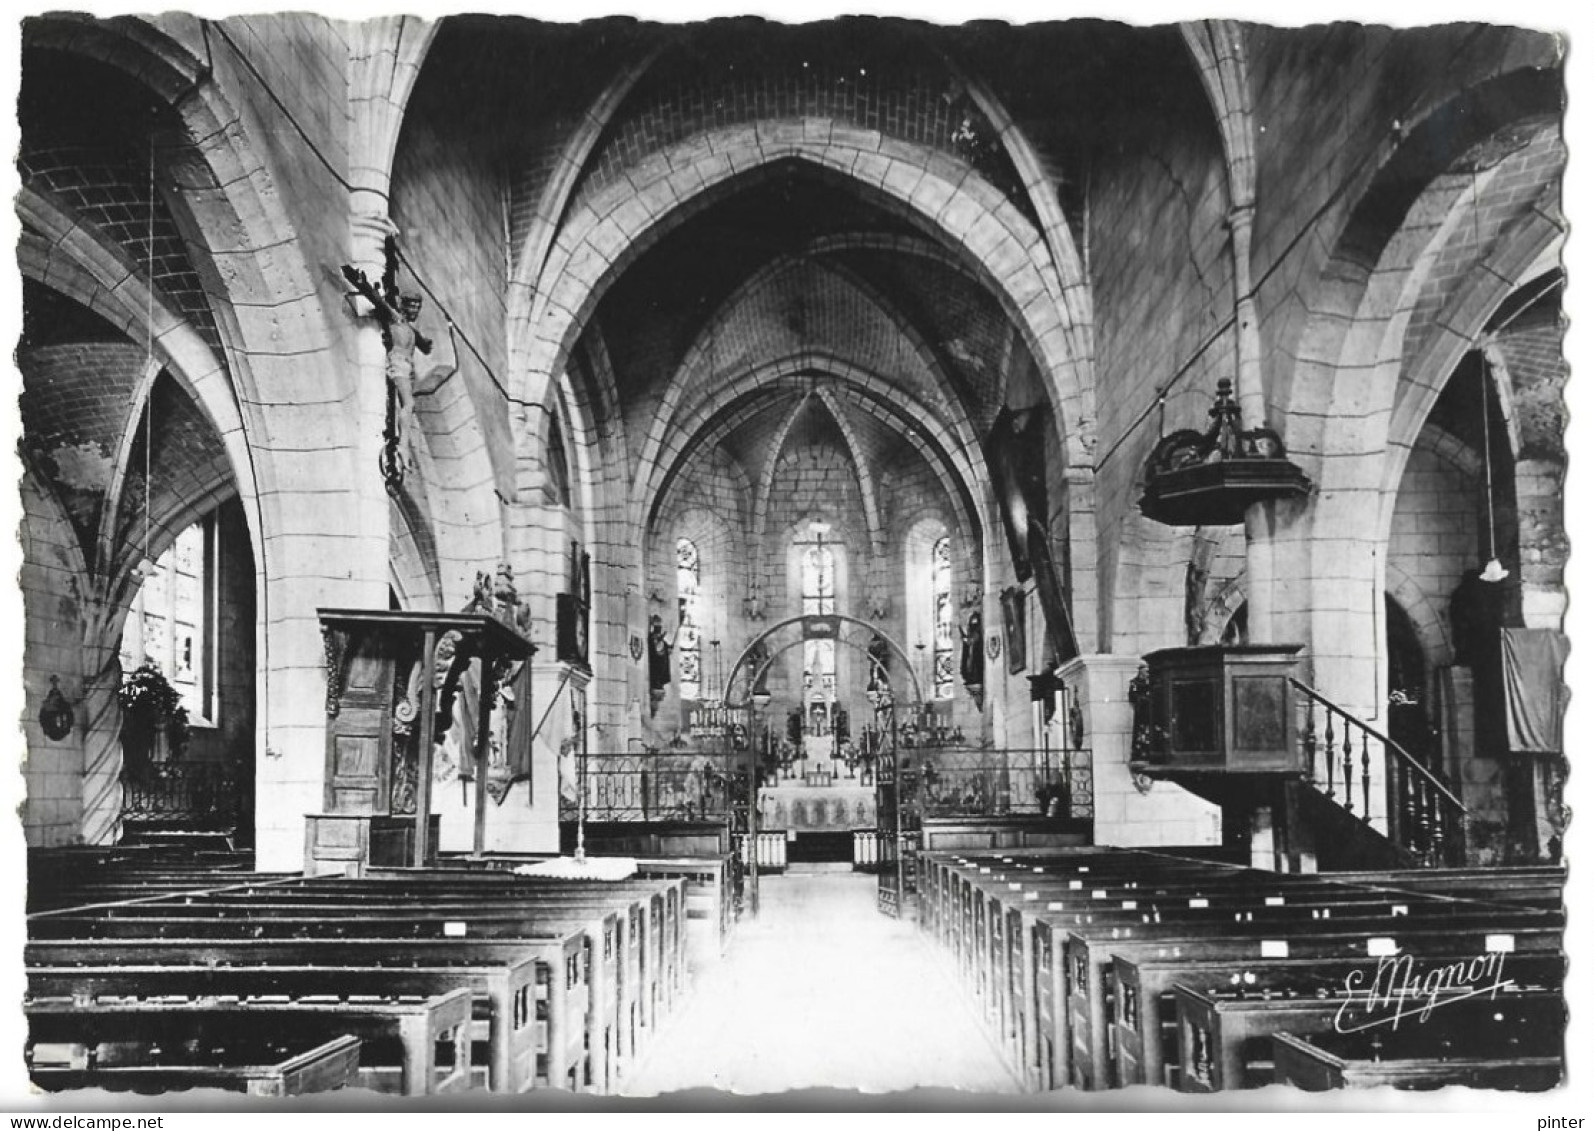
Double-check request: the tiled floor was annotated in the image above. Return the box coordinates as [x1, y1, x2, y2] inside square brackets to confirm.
[621, 870, 1022, 1096]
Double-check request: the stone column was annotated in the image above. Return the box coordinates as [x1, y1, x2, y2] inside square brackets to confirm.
[1057, 653, 1221, 848]
[77, 650, 123, 846]
[537, 661, 592, 853]
[253, 212, 398, 873]
[349, 208, 404, 546]
[1515, 459, 1568, 630]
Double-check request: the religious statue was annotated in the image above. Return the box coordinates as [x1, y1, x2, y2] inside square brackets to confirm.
[341, 236, 433, 488]
[745, 636, 772, 697]
[960, 609, 985, 687]
[429, 563, 534, 803]
[647, 613, 674, 716]
[1183, 560, 1209, 647]
[866, 633, 891, 692]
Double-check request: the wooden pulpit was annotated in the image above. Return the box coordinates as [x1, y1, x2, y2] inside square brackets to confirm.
[308, 609, 537, 875]
[1137, 644, 1304, 773]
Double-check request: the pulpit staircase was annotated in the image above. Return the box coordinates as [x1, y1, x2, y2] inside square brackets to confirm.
[1131, 654, 1468, 870]
[1285, 680, 1468, 869]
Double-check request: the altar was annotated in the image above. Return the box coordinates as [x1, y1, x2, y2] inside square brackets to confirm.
[758, 782, 876, 833]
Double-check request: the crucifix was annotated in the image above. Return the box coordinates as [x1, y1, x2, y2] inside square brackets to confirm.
[342, 236, 433, 490]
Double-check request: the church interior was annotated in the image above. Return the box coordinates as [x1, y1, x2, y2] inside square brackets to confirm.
[9, 12, 1573, 1102]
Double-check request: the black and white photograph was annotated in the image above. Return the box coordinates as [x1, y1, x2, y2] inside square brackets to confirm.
[1, 1, 1587, 1113]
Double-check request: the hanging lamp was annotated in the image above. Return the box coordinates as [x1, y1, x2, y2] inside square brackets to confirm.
[1478, 356, 1510, 583]
[1466, 162, 1509, 584]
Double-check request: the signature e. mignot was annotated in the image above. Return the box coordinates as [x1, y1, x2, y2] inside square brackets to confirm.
[1334, 951, 1513, 1034]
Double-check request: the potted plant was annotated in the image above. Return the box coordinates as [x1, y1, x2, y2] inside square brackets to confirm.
[119, 663, 190, 773]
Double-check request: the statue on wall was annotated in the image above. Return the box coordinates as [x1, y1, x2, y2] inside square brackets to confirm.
[648, 613, 674, 716]
[430, 563, 535, 802]
[867, 633, 891, 692]
[341, 236, 433, 490]
[960, 609, 985, 687]
[745, 636, 772, 697]
[1184, 560, 1210, 647]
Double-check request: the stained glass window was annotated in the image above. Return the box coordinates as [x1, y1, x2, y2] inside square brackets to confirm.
[676, 537, 702, 701]
[932, 536, 955, 699]
[119, 516, 214, 724]
[802, 539, 836, 700]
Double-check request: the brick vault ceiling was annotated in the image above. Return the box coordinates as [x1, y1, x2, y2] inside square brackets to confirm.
[20, 49, 228, 360]
[18, 283, 233, 576]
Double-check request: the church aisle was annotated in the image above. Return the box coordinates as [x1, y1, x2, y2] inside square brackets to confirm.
[621, 870, 1022, 1096]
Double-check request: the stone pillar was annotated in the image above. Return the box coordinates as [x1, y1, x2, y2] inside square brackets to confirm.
[1057, 653, 1221, 848]
[253, 213, 397, 873]
[349, 208, 404, 547]
[77, 651, 122, 846]
[1230, 203, 1286, 648]
[509, 404, 570, 634]
[1515, 458, 1568, 630]
[1228, 205, 1265, 432]
[538, 662, 592, 853]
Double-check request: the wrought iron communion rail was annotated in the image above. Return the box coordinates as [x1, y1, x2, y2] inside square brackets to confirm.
[120, 761, 241, 828]
[565, 746, 1093, 825]
[560, 752, 751, 824]
[916, 746, 1093, 821]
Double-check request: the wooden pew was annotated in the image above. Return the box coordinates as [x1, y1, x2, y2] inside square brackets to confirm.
[449, 851, 736, 972]
[27, 875, 305, 918]
[952, 855, 1361, 1087]
[28, 954, 545, 1094]
[920, 848, 1568, 1095]
[1316, 866, 1565, 911]
[131, 871, 682, 1092]
[1173, 958, 1564, 1092]
[632, 857, 734, 970]
[27, 987, 473, 1095]
[260, 873, 683, 1058]
[1272, 1024, 1564, 1092]
[978, 874, 1543, 1091]
[30, 906, 606, 1091]
[927, 848, 1314, 1087]
[980, 868, 1548, 1092]
[351, 870, 688, 1020]
[28, 1033, 362, 1098]
[26, 856, 271, 914]
[942, 852, 1227, 1001]
[933, 851, 1253, 1086]
[1061, 909, 1563, 1091]
[1116, 951, 1564, 1090]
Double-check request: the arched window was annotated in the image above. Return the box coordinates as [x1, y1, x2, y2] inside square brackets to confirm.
[120, 515, 215, 724]
[801, 536, 836, 701]
[676, 537, 702, 701]
[932, 536, 955, 699]
[904, 518, 951, 698]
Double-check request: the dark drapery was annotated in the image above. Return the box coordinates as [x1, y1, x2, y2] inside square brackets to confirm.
[1500, 628, 1570, 754]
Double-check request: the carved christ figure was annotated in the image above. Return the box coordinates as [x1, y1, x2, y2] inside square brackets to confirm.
[342, 247, 432, 470]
